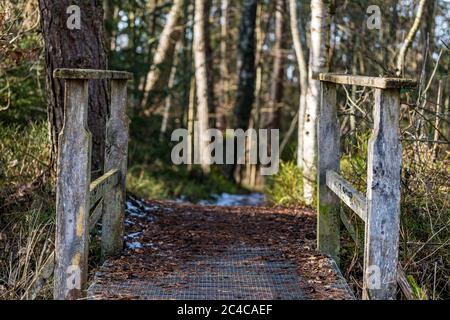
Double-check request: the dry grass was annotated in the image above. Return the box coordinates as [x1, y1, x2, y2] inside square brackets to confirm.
[0, 122, 55, 300]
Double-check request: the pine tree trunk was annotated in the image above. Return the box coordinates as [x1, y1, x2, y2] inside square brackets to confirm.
[160, 41, 181, 137]
[234, 0, 258, 130]
[204, 0, 215, 125]
[103, 0, 115, 52]
[263, 0, 285, 131]
[39, 0, 108, 177]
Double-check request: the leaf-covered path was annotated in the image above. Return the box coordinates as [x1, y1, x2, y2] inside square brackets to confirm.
[87, 197, 354, 300]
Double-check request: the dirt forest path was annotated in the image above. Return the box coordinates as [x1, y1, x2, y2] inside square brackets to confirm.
[87, 196, 354, 300]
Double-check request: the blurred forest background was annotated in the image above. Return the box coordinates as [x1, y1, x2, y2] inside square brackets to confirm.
[0, 0, 449, 299]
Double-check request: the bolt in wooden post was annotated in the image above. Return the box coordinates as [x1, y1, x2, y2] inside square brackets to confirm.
[54, 79, 91, 300]
[363, 88, 402, 300]
[101, 80, 129, 258]
[317, 82, 340, 264]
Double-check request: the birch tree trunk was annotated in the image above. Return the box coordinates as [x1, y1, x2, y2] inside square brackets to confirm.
[396, 0, 427, 76]
[141, 0, 183, 109]
[289, 0, 308, 169]
[217, 0, 230, 130]
[303, 0, 332, 205]
[194, 0, 211, 173]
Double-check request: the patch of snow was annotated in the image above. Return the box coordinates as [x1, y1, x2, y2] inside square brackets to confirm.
[125, 197, 157, 222]
[126, 232, 143, 239]
[199, 193, 265, 207]
[144, 242, 156, 248]
[126, 241, 143, 250]
[126, 201, 144, 217]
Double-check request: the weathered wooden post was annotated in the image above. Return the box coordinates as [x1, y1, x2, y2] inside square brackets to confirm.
[363, 88, 402, 300]
[317, 81, 340, 264]
[52, 68, 132, 300]
[101, 80, 129, 258]
[54, 79, 91, 300]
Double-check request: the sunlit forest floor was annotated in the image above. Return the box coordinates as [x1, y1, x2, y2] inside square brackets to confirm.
[88, 198, 354, 300]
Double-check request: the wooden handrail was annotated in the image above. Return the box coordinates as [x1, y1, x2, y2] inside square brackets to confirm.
[314, 73, 417, 89]
[89, 169, 120, 207]
[53, 68, 131, 300]
[54, 68, 133, 80]
[326, 170, 366, 221]
[316, 74, 416, 300]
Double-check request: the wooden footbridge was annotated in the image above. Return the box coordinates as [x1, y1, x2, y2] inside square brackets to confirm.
[42, 68, 416, 300]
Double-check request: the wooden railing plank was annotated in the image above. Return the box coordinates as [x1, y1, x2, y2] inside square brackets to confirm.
[101, 80, 129, 258]
[89, 169, 120, 206]
[317, 82, 340, 264]
[363, 88, 402, 300]
[54, 79, 91, 300]
[54, 68, 133, 80]
[326, 170, 367, 221]
[88, 199, 104, 232]
[314, 73, 416, 89]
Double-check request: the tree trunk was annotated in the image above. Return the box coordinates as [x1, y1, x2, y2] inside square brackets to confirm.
[187, 76, 196, 171]
[303, 0, 333, 205]
[232, 0, 258, 183]
[138, 0, 159, 107]
[160, 41, 181, 138]
[141, 0, 184, 109]
[419, 0, 436, 77]
[194, 0, 211, 173]
[263, 0, 285, 131]
[204, 0, 215, 125]
[234, 0, 258, 130]
[39, 0, 108, 177]
[288, 0, 308, 169]
[103, 0, 116, 53]
[396, 0, 427, 76]
[217, 0, 230, 130]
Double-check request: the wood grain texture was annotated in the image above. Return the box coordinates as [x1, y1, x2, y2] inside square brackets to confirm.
[363, 88, 402, 300]
[317, 82, 340, 264]
[314, 73, 416, 89]
[89, 169, 120, 206]
[101, 80, 129, 258]
[54, 79, 91, 300]
[54, 68, 133, 80]
[89, 200, 104, 232]
[326, 170, 367, 221]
